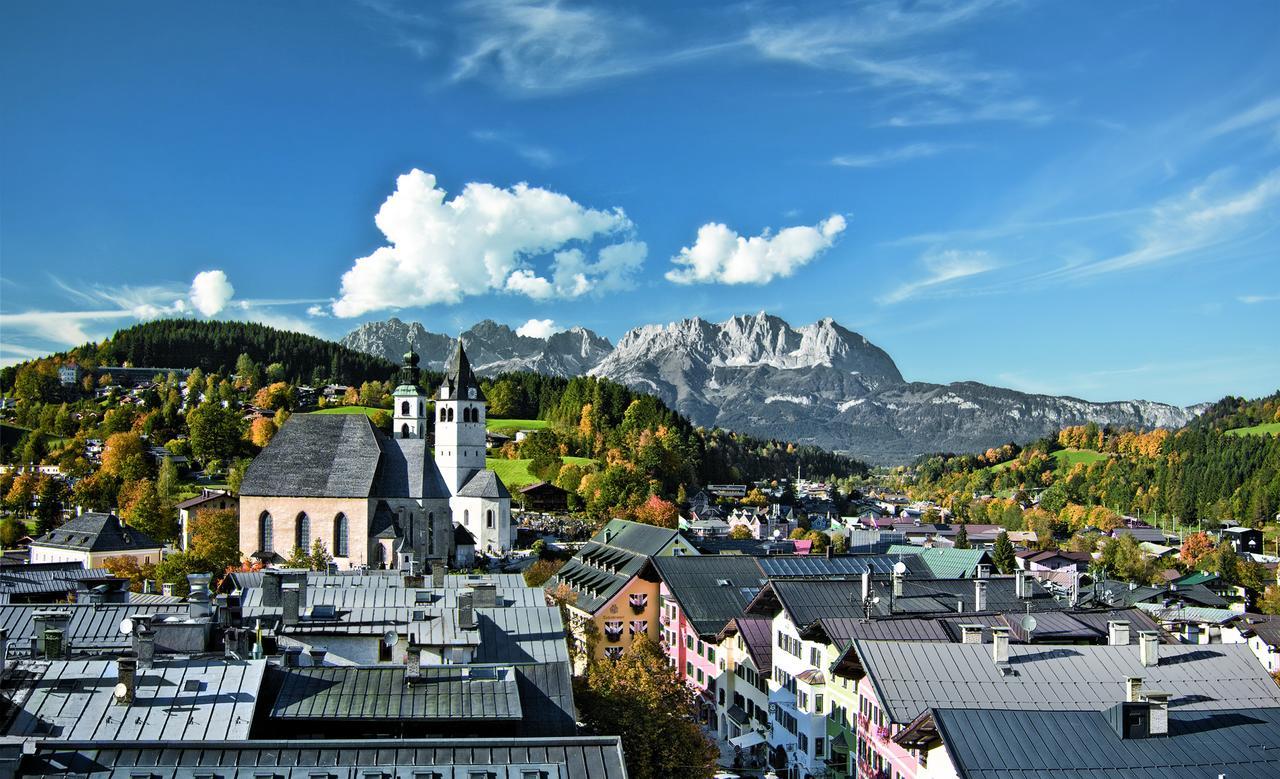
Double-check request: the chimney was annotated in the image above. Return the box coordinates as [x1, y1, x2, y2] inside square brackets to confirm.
[991, 626, 1010, 664]
[1138, 631, 1159, 667]
[34, 611, 71, 657]
[406, 647, 421, 679]
[1126, 676, 1143, 702]
[262, 571, 283, 607]
[0, 628, 8, 670]
[431, 562, 445, 589]
[42, 629, 64, 661]
[132, 618, 156, 670]
[282, 647, 302, 667]
[458, 590, 477, 630]
[1013, 571, 1024, 598]
[860, 570, 871, 603]
[472, 582, 497, 609]
[309, 647, 327, 667]
[892, 571, 904, 598]
[162, 582, 175, 597]
[1143, 691, 1170, 736]
[187, 573, 213, 620]
[959, 624, 983, 644]
[115, 655, 137, 705]
[281, 582, 301, 627]
[1108, 620, 1131, 647]
[973, 580, 988, 612]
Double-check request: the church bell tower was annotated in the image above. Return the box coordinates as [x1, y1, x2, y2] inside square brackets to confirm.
[392, 349, 428, 440]
[435, 341, 487, 493]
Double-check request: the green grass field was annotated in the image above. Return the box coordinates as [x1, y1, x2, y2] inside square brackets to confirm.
[989, 448, 1108, 473]
[486, 455, 595, 488]
[486, 418, 550, 433]
[1225, 422, 1280, 437]
[312, 405, 387, 418]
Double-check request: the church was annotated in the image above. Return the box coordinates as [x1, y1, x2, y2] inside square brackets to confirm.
[237, 343, 514, 569]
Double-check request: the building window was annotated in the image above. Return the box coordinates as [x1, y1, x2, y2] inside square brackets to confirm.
[447, 407, 454, 422]
[486, 510, 494, 528]
[334, 514, 349, 557]
[296, 513, 310, 551]
[427, 512, 435, 555]
[439, 407, 446, 421]
[463, 510, 470, 526]
[401, 401, 409, 415]
[259, 512, 273, 553]
[401, 423, 410, 438]
[815, 694, 824, 713]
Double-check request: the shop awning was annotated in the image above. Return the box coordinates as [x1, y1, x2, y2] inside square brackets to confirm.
[729, 731, 766, 749]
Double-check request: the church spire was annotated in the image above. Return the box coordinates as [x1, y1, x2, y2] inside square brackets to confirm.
[437, 340, 485, 402]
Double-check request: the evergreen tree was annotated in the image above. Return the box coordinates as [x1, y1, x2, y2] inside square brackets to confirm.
[991, 530, 1015, 573]
[954, 524, 971, 549]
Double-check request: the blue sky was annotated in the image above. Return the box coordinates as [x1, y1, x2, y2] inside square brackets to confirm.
[1, 0, 1277, 406]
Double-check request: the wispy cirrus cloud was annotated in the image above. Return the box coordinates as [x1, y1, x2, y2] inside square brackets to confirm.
[878, 248, 998, 304]
[1238, 293, 1280, 304]
[472, 129, 558, 167]
[1206, 96, 1280, 139]
[831, 141, 965, 168]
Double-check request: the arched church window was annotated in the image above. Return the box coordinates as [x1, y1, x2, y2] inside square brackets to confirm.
[427, 512, 434, 555]
[486, 509, 494, 528]
[418, 402, 424, 416]
[401, 400, 409, 415]
[401, 423, 409, 438]
[259, 512, 273, 554]
[374, 543, 385, 569]
[463, 509, 469, 526]
[439, 407, 445, 422]
[296, 512, 310, 551]
[447, 408, 454, 422]
[334, 514, 349, 557]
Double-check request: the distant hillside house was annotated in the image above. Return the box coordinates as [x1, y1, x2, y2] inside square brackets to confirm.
[28, 513, 164, 568]
[238, 344, 512, 570]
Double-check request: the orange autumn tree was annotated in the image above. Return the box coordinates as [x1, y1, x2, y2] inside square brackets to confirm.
[632, 495, 679, 529]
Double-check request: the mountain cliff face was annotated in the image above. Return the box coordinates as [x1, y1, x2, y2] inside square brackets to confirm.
[340, 318, 613, 378]
[342, 312, 1199, 463]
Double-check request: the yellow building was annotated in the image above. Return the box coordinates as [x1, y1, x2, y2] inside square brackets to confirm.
[28, 512, 164, 568]
[549, 518, 696, 672]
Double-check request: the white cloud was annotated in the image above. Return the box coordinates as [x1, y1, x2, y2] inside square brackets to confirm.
[666, 215, 846, 286]
[472, 129, 558, 167]
[1207, 96, 1280, 138]
[516, 318, 559, 338]
[879, 249, 997, 304]
[331, 169, 644, 317]
[306, 304, 329, 317]
[831, 142, 962, 168]
[1238, 293, 1280, 304]
[189, 270, 236, 316]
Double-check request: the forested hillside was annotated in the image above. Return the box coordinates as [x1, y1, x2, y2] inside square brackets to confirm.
[1185, 391, 1280, 433]
[908, 395, 1280, 531]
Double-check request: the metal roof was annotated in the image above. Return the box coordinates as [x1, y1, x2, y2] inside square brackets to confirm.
[931, 706, 1280, 778]
[885, 546, 991, 579]
[853, 640, 1280, 725]
[270, 666, 523, 722]
[1135, 602, 1241, 625]
[651, 556, 765, 637]
[0, 603, 190, 652]
[756, 555, 904, 578]
[225, 571, 527, 592]
[19, 736, 629, 778]
[0, 568, 118, 597]
[1, 658, 265, 741]
[548, 519, 680, 614]
[718, 617, 774, 676]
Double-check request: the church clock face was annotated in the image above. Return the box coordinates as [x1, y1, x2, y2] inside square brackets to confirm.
[468, 388, 476, 399]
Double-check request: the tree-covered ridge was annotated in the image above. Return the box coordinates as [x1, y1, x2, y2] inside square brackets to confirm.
[909, 396, 1280, 528]
[105, 319, 398, 386]
[1185, 390, 1280, 433]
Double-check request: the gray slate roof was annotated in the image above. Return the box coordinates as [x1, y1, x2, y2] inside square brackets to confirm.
[270, 665, 524, 722]
[457, 469, 512, 499]
[0, 658, 265, 740]
[436, 342, 486, 402]
[651, 555, 766, 637]
[30, 513, 162, 554]
[932, 706, 1280, 779]
[853, 640, 1280, 725]
[0, 603, 190, 653]
[19, 737, 629, 778]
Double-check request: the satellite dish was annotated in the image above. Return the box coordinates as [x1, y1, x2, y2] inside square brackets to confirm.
[113, 682, 128, 699]
[1021, 614, 1038, 634]
[119, 617, 134, 636]
[382, 630, 398, 648]
[892, 561, 907, 575]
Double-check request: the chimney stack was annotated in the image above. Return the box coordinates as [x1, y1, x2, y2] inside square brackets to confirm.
[431, 562, 445, 589]
[860, 570, 871, 603]
[1108, 620, 1131, 647]
[115, 655, 137, 705]
[973, 580, 988, 612]
[0, 628, 8, 670]
[959, 624, 983, 644]
[458, 590, 477, 630]
[1143, 691, 1170, 736]
[472, 582, 497, 609]
[187, 574, 213, 620]
[1123, 675, 1145, 703]
[1013, 571, 1024, 598]
[162, 582, 175, 598]
[991, 626, 1010, 664]
[406, 647, 421, 679]
[892, 571, 904, 598]
[262, 571, 283, 607]
[309, 647, 327, 667]
[1138, 631, 1159, 667]
[132, 618, 155, 670]
[281, 582, 301, 627]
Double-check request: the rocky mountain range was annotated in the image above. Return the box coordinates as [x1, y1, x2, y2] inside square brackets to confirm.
[340, 317, 613, 378]
[341, 312, 1201, 463]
